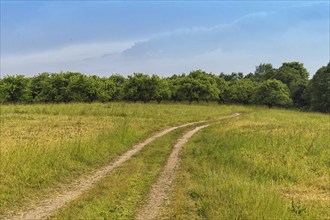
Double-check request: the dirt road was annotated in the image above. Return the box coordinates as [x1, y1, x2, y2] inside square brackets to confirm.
[135, 124, 210, 220]
[135, 113, 240, 220]
[5, 113, 240, 220]
[4, 121, 203, 220]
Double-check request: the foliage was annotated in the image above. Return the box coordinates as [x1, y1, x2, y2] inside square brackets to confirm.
[175, 70, 220, 103]
[123, 73, 155, 103]
[276, 62, 309, 87]
[167, 74, 186, 102]
[254, 63, 276, 81]
[0, 61, 329, 112]
[253, 79, 292, 108]
[308, 62, 330, 112]
[30, 72, 53, 103]
[109, 74, 126, 101]
[151, 75, 171, 103]
[219, 72, 244, 81]
[223, 79, 256, 104]
[275, 62, 309, 107]
[0, 75, 32, 103]
[189, 70, 221, 102]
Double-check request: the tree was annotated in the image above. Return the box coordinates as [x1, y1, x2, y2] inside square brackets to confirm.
[167, 74, 185, 102]
[30, 72, 111, 103]
[244, 72, 255, 80]
[176, 70, 220, 103]
[276, 62, 309, 85]
[219, 72, 243, 81]
[66, 72, 92, 102]
[30, 72, 53, 103]
[151, 75, 171, 103]
[0, 75, 32, 103]
[253, 79, 292, 108]
[188, 70, 220, 102]
[87, 76, 116, 102]
[109, 74, 126, 101]
[275, 62, 309, 107]
[223, 79, 257, 104]
[176, 77, 201, 103]
[254, 63, 276, 81]
[307, 63, 330, 112]
[0, 78, 10, 103]
[48, 72, 70, 102]
[216, 77, 228, 103]
[123, 73, 154, 103]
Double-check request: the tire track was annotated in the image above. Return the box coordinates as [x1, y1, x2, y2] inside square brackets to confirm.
[135, 113, 240, 220]
[4, 121, 204, 220]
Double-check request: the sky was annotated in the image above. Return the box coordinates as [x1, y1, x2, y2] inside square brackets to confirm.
[1, 1, 329, 77]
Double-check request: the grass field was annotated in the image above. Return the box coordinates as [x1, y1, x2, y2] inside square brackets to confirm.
[50, 126, 194, 219]
[0, 102, 329, 219]
[162, 109, 330, 219]
[0, 102, 248, 216]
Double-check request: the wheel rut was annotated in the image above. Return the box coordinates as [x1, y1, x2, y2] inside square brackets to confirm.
[135, 113, 240, 220]
[4, 121, 204, 220]
[4, 113, 240, 220]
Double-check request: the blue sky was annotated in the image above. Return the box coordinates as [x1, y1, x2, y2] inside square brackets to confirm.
[1, 1, 329, 77]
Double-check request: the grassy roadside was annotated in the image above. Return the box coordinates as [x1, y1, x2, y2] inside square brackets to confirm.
[162, 109, 330, 219]
[50, 125, 195, 219]
[0, 102, 251, 216]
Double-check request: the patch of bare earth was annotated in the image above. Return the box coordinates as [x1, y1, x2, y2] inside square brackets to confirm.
[3, 121, 202, 220]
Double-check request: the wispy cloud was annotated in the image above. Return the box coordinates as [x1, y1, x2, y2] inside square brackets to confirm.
[2, 41, 134, 64]
[1, 41, 135, 75]
[1, 1, 328, 76]
[118, 2, 328, 76]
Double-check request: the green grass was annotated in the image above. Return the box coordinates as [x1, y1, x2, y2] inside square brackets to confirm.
[163, 109, 330, 219]
[1, 103, 328, 219]
[0, 102, 250, 216]
[50, 125, 194, 220]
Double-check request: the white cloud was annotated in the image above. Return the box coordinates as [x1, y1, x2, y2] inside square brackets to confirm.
[118, 2, 328, 75]
[1, 2, 328, 77]
[1, 41, 135, 76]
[2, 41, 134, 65]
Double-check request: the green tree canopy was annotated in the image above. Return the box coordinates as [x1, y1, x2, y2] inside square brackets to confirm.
[0, 75, 32, 103]
[275, 62, 309, 107]
[254, 63, 276, 81]
[124, 73, 155, 103]
[109, 74, 126, 101]
[223, 79, 257, 104]
[177, 70, 220, 103]
[0, 62, 328, 113]
[151, 75, 171, 103]
[308, 62, 330, 112]
[253, 79, 292, 108]
[30, 72, 53, 103]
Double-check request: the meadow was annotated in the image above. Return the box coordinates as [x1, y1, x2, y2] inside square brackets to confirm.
[163, 109, 330, 219]
[0, 102, 328, 219]
[0, 102, 247, 216]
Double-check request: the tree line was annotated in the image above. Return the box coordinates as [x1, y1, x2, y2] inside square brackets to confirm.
[0, 61, 329, 113]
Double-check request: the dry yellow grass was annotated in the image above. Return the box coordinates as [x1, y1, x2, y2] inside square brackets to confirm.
[1, 114, 114, 150]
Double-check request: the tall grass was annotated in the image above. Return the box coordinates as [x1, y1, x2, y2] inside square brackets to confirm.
[163, 109, 329, 219]
[0, 102, 250, 215]
[50, 126, 193, 220]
